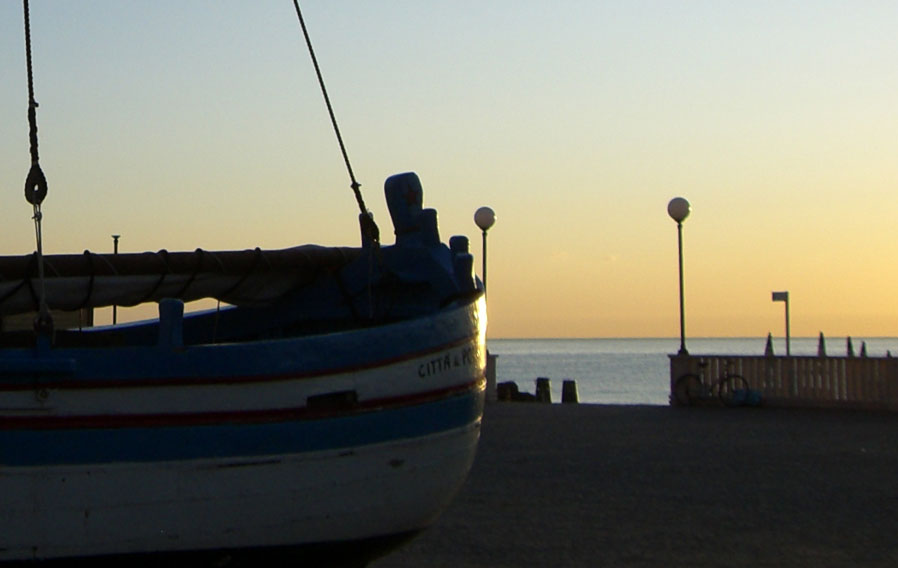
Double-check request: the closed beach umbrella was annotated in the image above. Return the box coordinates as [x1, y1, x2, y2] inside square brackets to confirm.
[764, 333, 775, 357]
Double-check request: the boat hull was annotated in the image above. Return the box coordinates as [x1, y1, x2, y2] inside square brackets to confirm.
[0, 297, 486, 563]
[1, 412, 481, 563]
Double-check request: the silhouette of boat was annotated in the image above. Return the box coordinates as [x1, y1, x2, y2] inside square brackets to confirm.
[1, 3, 485, 564]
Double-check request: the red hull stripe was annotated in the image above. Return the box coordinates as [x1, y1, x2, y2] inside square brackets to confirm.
[0, 379, 484, 431]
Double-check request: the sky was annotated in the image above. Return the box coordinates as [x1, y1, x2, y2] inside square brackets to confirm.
[2, 1, 898, 339]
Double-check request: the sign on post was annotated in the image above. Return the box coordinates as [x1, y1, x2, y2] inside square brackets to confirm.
[771, 291, 791, 355]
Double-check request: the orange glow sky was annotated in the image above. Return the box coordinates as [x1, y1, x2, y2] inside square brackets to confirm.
[2, 2, 897, 338]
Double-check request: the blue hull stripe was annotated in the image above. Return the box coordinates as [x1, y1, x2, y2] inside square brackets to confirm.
[0, 335, 477, 391]
[0, 389, 483, 467]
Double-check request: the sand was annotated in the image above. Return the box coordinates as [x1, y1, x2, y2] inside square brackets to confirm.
[370, 403, 898, 567]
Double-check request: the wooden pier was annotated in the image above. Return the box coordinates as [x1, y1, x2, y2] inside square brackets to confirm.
[670, 353, 898, 411]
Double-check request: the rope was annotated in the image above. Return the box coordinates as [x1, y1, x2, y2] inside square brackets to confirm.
[291, 1, 379, 247]
[218, 247, 263, 300]
[22, 0, 52, 334]
[172, 248, 205, 298]
[23, 0, 46, 206]
[135, 250, 171, 305]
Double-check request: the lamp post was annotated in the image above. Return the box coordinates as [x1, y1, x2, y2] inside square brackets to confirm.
[667, 197, 691, 356]
[474, 207, 496, 296]
[772, 291, 790, 356]
[112, 234, 120, 324]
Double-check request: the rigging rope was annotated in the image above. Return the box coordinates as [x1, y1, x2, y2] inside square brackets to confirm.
[23, 0, 46, 206]
[291, 0, 380, 247]
[22, 0, 52, 334]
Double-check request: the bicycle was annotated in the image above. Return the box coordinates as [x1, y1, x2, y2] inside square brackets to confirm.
[674, 360, 750, 407]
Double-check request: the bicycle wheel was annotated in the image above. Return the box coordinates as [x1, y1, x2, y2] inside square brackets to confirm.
[718, 374, 749, 407]
[673, 374, 703, 406]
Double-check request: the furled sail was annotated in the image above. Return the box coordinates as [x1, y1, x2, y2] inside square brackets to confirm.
[0, 245, 362, 315]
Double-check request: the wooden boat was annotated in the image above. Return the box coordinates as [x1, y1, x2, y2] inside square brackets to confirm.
[0, 172, 486, 565]
[1, 3, 486, 565]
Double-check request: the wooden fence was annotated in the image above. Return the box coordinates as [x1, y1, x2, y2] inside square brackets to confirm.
[669, 354, 898, 411]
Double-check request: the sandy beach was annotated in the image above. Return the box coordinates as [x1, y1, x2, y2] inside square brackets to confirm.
[371, 403, 898, 567]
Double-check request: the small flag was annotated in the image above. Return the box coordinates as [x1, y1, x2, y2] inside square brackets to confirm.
[772, 291, 788, 302]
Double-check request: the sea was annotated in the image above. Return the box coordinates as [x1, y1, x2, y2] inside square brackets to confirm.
[488, 337, 898, 406]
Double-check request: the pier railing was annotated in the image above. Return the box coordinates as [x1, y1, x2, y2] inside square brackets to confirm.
[670, 354, 898, 411]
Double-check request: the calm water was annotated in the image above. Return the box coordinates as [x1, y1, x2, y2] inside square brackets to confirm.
[488, 337, 898, 405]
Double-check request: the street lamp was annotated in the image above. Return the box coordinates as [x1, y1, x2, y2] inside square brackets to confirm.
[112, 234, 120, 324]
[667, 197, 691, 356]
[772, 291, 790, 356]
[474, 207, 496, 296]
